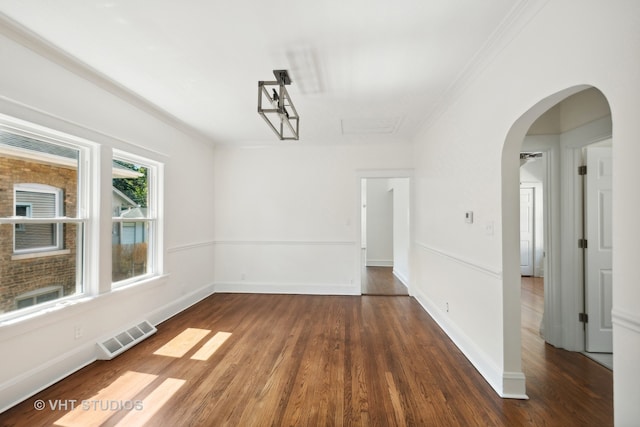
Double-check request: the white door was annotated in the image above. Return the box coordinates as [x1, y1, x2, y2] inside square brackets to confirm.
[520, 188, 535, 276]
[585, 145, 613, 353]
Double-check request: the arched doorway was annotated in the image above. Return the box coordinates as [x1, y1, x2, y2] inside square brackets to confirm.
[502, 85, 614, 394]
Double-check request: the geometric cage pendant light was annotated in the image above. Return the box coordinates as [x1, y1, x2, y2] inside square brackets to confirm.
[258, 69, 300, 140]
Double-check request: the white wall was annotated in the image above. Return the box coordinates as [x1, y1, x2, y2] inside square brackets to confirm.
[390, 178, 410, 285]
[366, 178, 394, 267]
[411, 0, 640, 421]
[212, 144, 413, 295]
[0, 22, 216, 410]
[528, 87, 611, 135]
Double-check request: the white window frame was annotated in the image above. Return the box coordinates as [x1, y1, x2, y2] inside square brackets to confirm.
[13, 183, 64, 254]
[15, 285, 64, 309]
[0, 114, 95, 321]
[111, 150, 163, 288]
[14, 203, 31, 232]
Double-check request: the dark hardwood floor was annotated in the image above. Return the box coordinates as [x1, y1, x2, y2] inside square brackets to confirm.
[361, 266, 408, 295]
[0, 278, 612, 426]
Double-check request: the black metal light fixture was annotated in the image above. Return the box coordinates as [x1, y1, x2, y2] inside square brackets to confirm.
[520, 152, 542, 166]
[258, 70, 300, 140]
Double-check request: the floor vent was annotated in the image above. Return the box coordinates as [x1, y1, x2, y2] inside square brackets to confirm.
[97, 320, 157, 360]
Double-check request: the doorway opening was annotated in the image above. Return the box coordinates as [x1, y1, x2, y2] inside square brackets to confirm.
[519, 154, 546, 343]
[358, 175, 411, 295]
[509, 86, 614, 394]
[502, 85, 614, 397]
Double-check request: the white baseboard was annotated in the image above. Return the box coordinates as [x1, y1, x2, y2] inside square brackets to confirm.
[365, 259, 393, 267]
[148, 282, 216, 326]
[412, 288, 528, 399]
[214, 281, 360, 296]
[392, 269, 409, 287]
[501, 371, 528, 399]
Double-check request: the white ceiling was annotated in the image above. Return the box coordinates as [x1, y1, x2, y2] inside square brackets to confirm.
[0, 0, 521, 146]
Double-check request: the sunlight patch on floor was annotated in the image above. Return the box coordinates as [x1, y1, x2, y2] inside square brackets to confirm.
[53, 328, 233, 426]
[115, 378, 186, 427]
[191, 331, 232, 361]
[153, 328, 211, 358]
[54, 371, 157, 427]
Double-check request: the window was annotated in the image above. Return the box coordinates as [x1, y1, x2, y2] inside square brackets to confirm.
[0, 122, 88, 318]
[112, 152, 160, 285]
[13, 184, 64, 253]
[0, 114, 163, 320]
[15, 286, 63, 309]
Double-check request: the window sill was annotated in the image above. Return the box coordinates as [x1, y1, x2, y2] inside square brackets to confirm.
[112, 273, 165, 291]
[12, 249, 71, 260]
[0, 275, 169, 332]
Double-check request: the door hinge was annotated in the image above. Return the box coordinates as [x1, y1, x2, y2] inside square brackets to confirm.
[579, 312, 589, 323]
[578, 238, 588, 249]
[578, 165, 587, 175]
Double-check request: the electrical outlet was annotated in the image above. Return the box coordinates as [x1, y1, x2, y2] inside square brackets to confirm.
[485, 221, 494, 236]
[74, 325, 83, 340]
[446, 302, 449, 313]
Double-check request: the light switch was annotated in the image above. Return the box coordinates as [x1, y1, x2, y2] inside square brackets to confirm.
[465, 211, 473, 224]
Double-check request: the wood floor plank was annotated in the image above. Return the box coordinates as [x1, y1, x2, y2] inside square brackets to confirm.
[113, 378, 185, 427]
[362, 267, 408, 295]
[0, 280, 613, 426]
[53, 371, 157, 427]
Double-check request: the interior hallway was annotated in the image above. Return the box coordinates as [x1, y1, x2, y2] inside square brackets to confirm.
[361, 266, 408, 295]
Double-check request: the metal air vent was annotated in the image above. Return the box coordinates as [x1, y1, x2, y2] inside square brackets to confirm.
[97, 320, 157, 360]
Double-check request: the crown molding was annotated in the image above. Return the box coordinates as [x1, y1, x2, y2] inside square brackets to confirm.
[415, 0, 552, 137]
[0, 12, 215, 147]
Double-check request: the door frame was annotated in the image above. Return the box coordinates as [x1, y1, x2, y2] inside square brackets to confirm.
[355, 169, 414, 295]
[519, 130, 612, 353]
[518, 185, 540, 277]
